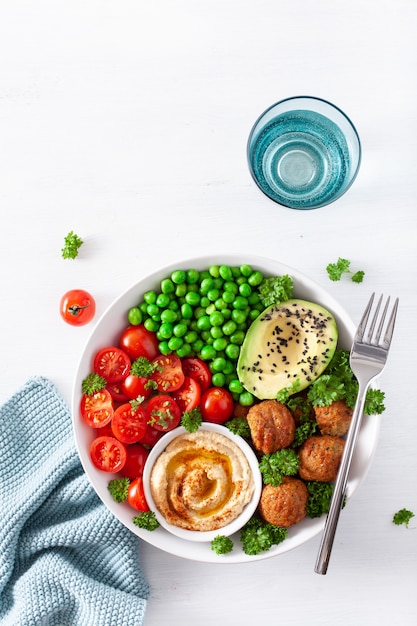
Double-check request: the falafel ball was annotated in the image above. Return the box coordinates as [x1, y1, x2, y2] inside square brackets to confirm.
[246, 400, 295, 455]
[314, 400, 353, 436]
[298, 435, 345, 482]
[259, 477, 308, 527]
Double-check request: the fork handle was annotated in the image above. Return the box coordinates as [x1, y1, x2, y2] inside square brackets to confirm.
[314, 381, 370, 574]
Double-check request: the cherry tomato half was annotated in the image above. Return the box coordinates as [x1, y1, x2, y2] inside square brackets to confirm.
[60, 289, 96, 326]
[106, 382, 129, 404]
[111, 402, 148, 444]
[145, 394, 181, 431]
[127, 477, 149, 512]
[90, 436, 127, 473]
[181, 357, 212, 392]
[94, 347, 131, 383]
[151, 354, 185, 392]
[200, 387, 234, 424]
[172, 376, 201, 413]
[80, 389, 114, 428]
[122, 443, 150, 480]
[119, 325, 160, 361]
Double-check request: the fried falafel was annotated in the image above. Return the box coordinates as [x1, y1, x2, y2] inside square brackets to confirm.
[298, 435, 345, 482]
[259, 477, 308, 527]
[314, 400, 353, 436]
[246, 400, 295, 455]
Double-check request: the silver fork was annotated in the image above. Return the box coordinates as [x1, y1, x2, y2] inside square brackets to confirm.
[314, 293, 399, 575]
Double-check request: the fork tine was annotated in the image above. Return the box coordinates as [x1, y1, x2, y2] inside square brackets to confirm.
[366, 294, 383, 343]
[383, 297, 399, 346]
[374, 296, 390, 344]
[355, 292, 375, 341]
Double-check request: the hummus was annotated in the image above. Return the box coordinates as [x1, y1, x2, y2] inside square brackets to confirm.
[149, 429, 255, 532]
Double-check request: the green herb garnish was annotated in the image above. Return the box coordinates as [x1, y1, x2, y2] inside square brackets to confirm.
[258, 275, 294, 307]
[61, 230, 83, 259]
[81, 372, 107, 395]
[326, 257, 365, 283]
[211, 535, 234, 555]
[393, 508, 415, 528]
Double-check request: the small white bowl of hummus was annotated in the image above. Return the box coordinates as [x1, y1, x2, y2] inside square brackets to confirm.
[143, 422, 263, 542]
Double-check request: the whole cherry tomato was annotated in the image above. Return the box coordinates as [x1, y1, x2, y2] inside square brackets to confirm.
[60, 289, 96, 326]
[200, 387, 234, 424]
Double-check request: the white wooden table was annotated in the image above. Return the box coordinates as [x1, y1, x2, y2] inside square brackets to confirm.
[1, 1, 416, 624]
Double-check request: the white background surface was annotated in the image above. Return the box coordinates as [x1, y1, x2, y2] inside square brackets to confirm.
[1, 1, 416, 624]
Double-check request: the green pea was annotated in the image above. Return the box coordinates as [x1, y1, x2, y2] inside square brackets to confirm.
[249, 308, 260, 320]
[174, 283, 187, 298]
[219, 265, 232, 281]
[185, 291, 200, 306]
[127, 307, 142, 325]
[139, 302, 148, 314]
[144, 290, 157, 304]
[158, 341, 171, 355]
[176, 343, 192, 358]
[223, 360, 235, 375]
[160, 309, 178, 324]
[171, 269, 187, 284]
[231, 308, 247, 324]
[240, 264, 252, 277]
[225, 343, 240, 360]
[239, 282, 252, 298]
[168, 336, 183, 351]
[209, 311, 224, 327]
[197, 315, 211, 331]
[207, 288, 220, 302]
[144, 318, 159, 332]
[212, 372, 226, 387]
[184, 330, 198, 344]
[146, 303, 160, 318]
[224, 281, 238, 294]
[233, 296, 248, 310]
[200, 277, 214, 295]
[229, 379, 244, 394]
[210, 326, 224, 340]
[194, 306, 206, 319]
[214, 298, 227, 310]
[213, 337, 227, 351]
[248, 270, 264, 286]
[205, 303, 216, 315]
[168, 300, 179, 311]
[201, 330, 212, 342]
[248, 292, 260, 305]
[191, 339, 204, 353]
[222, 320, 237, 335]
[173, 323, 188, 337]
[155, 293, 170, 308]
[222, 290, 234, 304]
[212, 356, 227, 372]
[200, 296, 210, 308]
[181, 303, 193, 319]
[239, 391, 255, 406]
[220, 308, 232, 320]
[159, 322, 174, 339]
[208, 265, 220, 278]
[186, 269, 200, 284]
[230, 330, 245, 345]
[200, 344, 216, 360]
[161, 278, 175, 294]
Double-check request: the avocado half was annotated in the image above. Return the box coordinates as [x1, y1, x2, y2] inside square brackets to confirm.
[237, 299, 338, 400]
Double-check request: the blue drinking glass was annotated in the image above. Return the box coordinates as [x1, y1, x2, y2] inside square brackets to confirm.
[247, 96, 361, 210]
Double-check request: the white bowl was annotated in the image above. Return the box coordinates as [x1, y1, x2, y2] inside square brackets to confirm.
[143, 422, 263, 542]
[72, 254, 380, 563]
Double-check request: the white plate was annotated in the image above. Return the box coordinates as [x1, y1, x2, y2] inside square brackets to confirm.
[72, 254, 380, 563]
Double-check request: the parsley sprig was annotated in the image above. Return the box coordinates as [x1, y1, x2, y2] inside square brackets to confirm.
[81, 372, 106, 395]
[393, 508, 415, 528]
[326, 257, 365, 283]
[258, 275, 294, 307]
[258, 449, 299, 486]
[61, 230, 84, 259]
[240, 518, 288, 555]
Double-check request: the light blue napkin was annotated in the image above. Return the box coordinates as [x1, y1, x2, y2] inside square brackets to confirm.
[0, 376, 149, 626]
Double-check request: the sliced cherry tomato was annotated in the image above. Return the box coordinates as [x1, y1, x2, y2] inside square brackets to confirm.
[140, 423, 165, 448]
[200, 387, 234, 424]
[111, 402, 148, 444]
[127, 477, 149, 512]
[172, 376, 201, 413]
[145, 394, 181, 431]
[119, 325, 160, 361]
[150, 354, 185, 392]
[60, 289, 96, 326]
[181, 357, 212, 392]
[122, 443, 150, 479]
[106, 382, 130, 404]
[80, 389, 114, 428]
[121, 374, 152, 400]
[94, 347, 131, 383]
[90, 436, 127, 473]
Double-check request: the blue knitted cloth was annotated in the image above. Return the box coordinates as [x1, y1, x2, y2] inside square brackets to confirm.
[0, 377, 149, 626]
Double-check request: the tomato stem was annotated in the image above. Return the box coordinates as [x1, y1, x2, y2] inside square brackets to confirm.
[68, 303, 90, 317]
